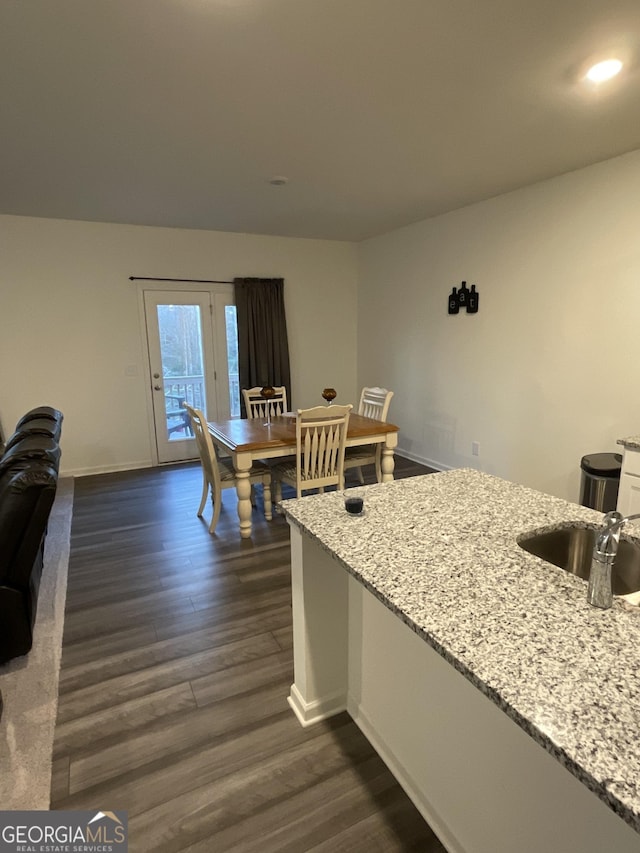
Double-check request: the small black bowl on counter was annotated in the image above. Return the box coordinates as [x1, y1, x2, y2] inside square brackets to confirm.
[345, 495, 364, 515]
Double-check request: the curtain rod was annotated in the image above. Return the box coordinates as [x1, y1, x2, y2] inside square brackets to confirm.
[129, 276, 234, 284]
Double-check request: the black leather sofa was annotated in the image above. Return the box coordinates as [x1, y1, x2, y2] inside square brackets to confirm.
[0, 407, 63, 666]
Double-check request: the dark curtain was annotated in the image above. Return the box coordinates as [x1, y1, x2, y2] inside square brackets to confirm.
[234, 277, 291, 417]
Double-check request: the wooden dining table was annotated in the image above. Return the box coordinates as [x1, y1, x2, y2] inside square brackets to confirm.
[207, 413, 399, 538]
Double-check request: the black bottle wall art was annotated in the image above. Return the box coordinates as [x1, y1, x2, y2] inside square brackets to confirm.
[467, 284, 479, 313]
[448, 281, 479, 315]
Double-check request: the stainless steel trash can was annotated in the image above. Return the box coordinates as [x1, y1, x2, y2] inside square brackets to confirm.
[579, 452, 622, 513]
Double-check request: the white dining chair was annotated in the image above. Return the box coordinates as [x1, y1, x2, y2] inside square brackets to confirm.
[242, 386, 288, 419]
[272, 404, 352, 501]
[344, 386, 394, 484]
[185, 404, 272, 533]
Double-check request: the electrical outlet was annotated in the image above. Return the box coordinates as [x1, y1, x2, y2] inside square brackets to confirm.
[472, 441, 480, 457]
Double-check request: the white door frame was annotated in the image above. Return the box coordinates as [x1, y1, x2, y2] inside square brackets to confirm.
[137, 281, 235, 466]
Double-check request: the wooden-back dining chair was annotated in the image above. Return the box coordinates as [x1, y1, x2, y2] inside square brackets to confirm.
[242, 386, 288, 420]
[272, 404, 352, 501]
[344, 386, 394, 484]
[184, 404, 272, 533]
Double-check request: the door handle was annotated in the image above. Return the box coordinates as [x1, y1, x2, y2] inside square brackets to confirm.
[154, 385, 162, 391]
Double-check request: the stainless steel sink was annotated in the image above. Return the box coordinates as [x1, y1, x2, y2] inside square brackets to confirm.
[518, 526, 640, 596]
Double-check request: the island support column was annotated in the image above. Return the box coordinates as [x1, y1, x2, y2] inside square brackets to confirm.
[287, 523, 349, 726]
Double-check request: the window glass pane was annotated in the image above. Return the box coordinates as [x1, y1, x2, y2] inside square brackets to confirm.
[225, 305, 240, 418]
[157, 304, 206, 440]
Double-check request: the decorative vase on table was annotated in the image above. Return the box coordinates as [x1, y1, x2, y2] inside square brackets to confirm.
[322, 388, 337, 406]
[260, 385, 276, 426]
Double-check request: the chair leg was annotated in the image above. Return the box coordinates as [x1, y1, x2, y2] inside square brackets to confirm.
[263, 475, 272, 521]
[356, 466, 365, 485]
[375, 447, 383, 483]
[250, 484, 257, 508]
[197, 473, 209, 517]
[208, 490, 222, 534]
[274, 478, 282, 512]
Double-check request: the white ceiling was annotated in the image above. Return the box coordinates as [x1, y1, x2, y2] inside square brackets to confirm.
[1, 0, 639, 242]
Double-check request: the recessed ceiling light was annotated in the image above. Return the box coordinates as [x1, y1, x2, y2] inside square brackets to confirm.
[585, 58, 623, 83]
[269, 176, 288, 186]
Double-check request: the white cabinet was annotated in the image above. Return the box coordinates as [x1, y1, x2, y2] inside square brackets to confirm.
[617, 447, 640, 516]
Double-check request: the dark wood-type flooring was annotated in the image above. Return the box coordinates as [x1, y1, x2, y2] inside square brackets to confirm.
[52, 457, 447, 852]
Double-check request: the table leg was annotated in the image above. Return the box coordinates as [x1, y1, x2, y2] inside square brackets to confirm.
[234, 450, 254, 538]
[381, 433, 397, 482]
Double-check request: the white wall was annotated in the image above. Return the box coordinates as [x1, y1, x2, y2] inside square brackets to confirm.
[358, 149, 640, 502]
[0, 216, 358, 475]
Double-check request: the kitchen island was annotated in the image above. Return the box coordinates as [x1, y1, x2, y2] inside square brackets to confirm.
[282, 469, 640, 853]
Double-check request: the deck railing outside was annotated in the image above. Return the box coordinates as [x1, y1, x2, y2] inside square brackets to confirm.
[165, 373, 241, 438]
[165, 375, 204, 439]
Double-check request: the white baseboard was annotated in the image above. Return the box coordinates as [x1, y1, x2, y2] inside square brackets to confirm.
[287, 683, 347, 728]
[349, 699, 463, 853]
[61, 460, 153, 478]
[395, 447, 451, 473]
[63, 449, 443, 479]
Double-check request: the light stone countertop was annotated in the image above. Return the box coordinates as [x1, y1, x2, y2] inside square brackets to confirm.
[281, 468, 640, 834]
[618, 435, 640, 450]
